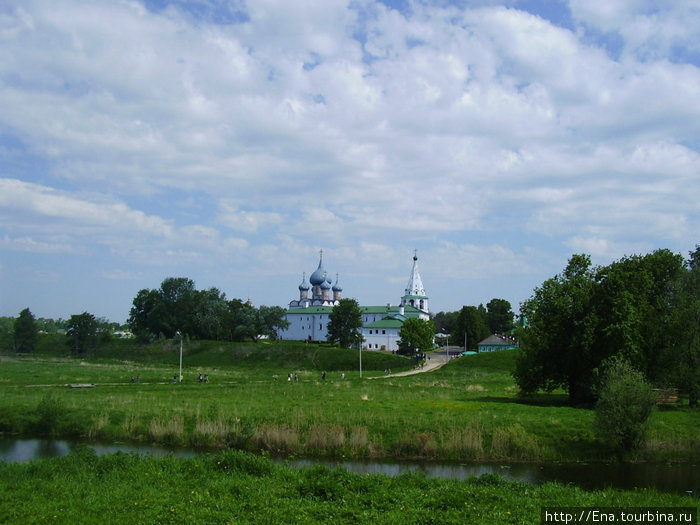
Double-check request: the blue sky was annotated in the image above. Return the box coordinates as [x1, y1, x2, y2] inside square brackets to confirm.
[1, 0, 699, 323]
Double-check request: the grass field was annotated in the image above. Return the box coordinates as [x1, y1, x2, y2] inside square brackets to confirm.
[0, 339, 697, 462]
[1, 447, 696, 525]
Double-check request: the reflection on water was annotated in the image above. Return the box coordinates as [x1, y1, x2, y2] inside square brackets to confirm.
[285, 457, 698, 495]
[0, 437, 195, 463]
[0, 437, 696, 496]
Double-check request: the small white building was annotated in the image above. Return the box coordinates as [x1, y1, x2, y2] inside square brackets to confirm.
[278, 251, 430, 351]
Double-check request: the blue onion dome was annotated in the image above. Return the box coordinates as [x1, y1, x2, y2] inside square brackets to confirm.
[298, 272, 310, 291]
[332, 273, 342, 292]
[320, 272, 332, 290]
[309, 251, 327, 286]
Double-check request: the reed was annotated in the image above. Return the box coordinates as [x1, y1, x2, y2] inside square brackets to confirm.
[148, 415, 185, 444]
[490, 423, 541, 460]
[252, 424, 300, 454]
[439, 425, 485, 459]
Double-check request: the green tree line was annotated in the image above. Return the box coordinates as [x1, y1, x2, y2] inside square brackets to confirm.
[127, 277, 289, 342]
[514, 247, 699, 407]
[433, 298, 517, 351]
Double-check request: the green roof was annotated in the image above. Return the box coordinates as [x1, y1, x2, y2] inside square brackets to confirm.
[360, 305, 422, 314]
[364, 318, 404, 329]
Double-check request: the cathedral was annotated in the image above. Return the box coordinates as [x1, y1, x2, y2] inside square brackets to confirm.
[278, 251, 430, 351]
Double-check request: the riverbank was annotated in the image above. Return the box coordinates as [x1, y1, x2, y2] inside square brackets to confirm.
[0, 448, 695, 524]
[2, 436, 698, 495]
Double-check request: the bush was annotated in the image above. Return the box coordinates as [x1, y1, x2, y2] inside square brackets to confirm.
[594, 360, 656, 453]
[34, 392, 66, 437]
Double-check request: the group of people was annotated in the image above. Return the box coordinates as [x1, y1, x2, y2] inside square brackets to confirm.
[274, 371, 346, 382]
[170, 373, 209, 383]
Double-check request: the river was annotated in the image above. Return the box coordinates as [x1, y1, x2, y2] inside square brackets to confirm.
[0, 437, 696, 496]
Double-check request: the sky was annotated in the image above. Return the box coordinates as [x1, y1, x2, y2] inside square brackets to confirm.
[1, 0, 699, 323]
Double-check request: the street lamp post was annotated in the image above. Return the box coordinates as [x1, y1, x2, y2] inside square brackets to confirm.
[442, 329, 449, 360]
[358, 338, 362, 379]
[177, 331, 183, 383]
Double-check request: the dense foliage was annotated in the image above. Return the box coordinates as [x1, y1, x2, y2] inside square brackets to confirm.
[594, 359, 656, 453]
[326, 298, 363, 348]
[397, 317, 435, 354]
[13, 308, 37, 354]
[66, 312, 100, 356]
[515, 247, 700, 406]
[127, 277, 289, 342]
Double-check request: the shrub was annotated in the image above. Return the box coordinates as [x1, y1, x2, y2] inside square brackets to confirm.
[594, 360, 656, 453]
[34, 392, 65, 437]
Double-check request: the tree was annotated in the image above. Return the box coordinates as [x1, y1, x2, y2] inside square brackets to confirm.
[453, 306, 490, 352]
[432, 311, 458, 335]
[256, 305, 290, 341]
[594, 359, 656, 453]
[514, 254, 597, 404]
[326, 298, 363, 349]
[128, 288, 165, 341]
[485, 298, 515, 334]
[194, 287, 229, 340]
[157, 277, 198, 338]
[14, 308, 37, 354]
[66, 312, 99, 356]
[593, 250, 684, 384]
[398, 318, 435, 355]
[670, 246, 700, 407]
[514, 249, 692, 406]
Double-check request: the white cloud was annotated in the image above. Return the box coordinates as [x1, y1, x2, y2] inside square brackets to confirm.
[0, 0, 698, 319]
[0, 178, 173, 237]
[570, 0, 700, 61]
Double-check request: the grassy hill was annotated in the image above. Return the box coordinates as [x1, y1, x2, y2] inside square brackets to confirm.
[13, 334, 414, 372]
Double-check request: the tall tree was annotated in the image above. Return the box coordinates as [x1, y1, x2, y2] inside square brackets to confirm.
[514, 254, 597, 404]
[326, 298, 363, 349]
[671, 246, 700, 406]
[14, 308, 37, 354]
[485, 298, 515, 334]
[432, 311, 458, 335]
[128, 288, 161, 341]
[158, 277, 198, 338]
[256, 305, 290, 341]
[66, 312, 99, 356]
[398, 318, 435, 355]
[194, 287, 229, 340]
[593, 249, 684, 383]
[453, 306, 490, 352]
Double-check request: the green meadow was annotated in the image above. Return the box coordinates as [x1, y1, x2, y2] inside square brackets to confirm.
[1, 340, 697, 524]
[0, 338, 697, 462]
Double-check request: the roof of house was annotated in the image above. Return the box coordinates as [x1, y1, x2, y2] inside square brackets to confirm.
[477, 334, 517, 346]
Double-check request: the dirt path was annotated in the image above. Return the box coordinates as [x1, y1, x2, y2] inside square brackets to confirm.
[368, 350, 453, 379]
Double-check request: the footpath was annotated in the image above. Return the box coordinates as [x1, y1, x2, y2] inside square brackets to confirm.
[368, 349, 455, 379]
